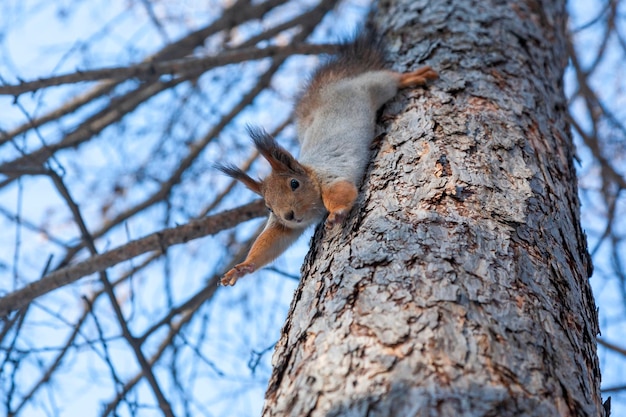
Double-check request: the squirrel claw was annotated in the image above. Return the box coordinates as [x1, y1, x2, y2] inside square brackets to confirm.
[398, 66, 439, 88]
[325, 210, 346, 229]
[220, 263, 256, 286]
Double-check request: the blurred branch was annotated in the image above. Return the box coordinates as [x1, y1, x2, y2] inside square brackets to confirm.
[0, 77, 191, 185]
[6, 253, 158, 417]
[0, 0, 287, 148]
[603, 384, 626, 393]
[0, 199, 266, 318]
[0, 82, 119, 147]
[570, 116, 626, 189]
[100, 297, 203, 417]
[598, 337, 626, 357]
[49, 167, 175, 417]
[567, 28, 626, 141]
[139, 0, 170, 42]
[100, 229, 260, 416]
[0, 44, 336, 96]
[583, 0, 616, 74]
[0, 206, 69, 249]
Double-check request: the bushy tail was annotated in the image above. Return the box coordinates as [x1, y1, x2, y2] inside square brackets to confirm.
[333, 29, 387, 75]
[295, 28, 388, 123]
[311, 28, 387, 84]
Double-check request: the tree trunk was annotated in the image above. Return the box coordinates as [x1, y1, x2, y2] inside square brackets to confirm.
[262, 0, 603, 416]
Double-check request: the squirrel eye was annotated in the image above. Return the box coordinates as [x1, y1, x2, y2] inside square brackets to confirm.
[290, 179, 300, 191]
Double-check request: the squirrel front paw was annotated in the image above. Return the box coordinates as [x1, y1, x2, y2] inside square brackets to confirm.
[325, 210, 347, 229]
[221, 263, 256, 286]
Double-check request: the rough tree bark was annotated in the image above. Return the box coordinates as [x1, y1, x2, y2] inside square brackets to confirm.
[262, 0, 604, 416]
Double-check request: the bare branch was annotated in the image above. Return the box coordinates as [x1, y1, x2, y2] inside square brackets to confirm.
[0, 44, 336, 96]
[0, 0, 289, 148]
[598, 337, 626, 357]
[602, 384, 626, 393]
[0, 199, 266, 317]
[0, 77, 189, 183]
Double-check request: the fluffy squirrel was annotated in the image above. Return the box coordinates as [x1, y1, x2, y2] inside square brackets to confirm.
[218, 32, 437, 286]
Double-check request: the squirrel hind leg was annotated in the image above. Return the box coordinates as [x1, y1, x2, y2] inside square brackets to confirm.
[322, 180, 358, 229]
[398, 66, 438, 88]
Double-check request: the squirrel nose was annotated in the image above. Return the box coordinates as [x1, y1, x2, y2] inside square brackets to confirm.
[284, 211, 295, 221]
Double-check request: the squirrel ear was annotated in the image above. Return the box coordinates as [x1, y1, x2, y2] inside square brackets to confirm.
[215, 164, 263, 196]
[247, 126, 304, 174]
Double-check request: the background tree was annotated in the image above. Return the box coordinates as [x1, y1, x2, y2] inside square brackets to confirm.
[0, 0, 624, 416]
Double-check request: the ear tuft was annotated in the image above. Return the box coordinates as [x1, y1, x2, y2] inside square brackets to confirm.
[246, 126, 304, 174]
[214, 163, 263, 196]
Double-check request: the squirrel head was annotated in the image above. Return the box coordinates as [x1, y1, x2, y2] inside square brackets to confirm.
[217, 127, 325, 229]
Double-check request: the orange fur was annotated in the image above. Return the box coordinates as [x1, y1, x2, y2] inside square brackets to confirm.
[321, 180, 358, 229]
[398, 66, 439, 88]
[221, 219, 304, 286]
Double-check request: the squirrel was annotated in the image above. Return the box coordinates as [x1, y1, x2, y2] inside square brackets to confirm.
[217, 31, 437, 286]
